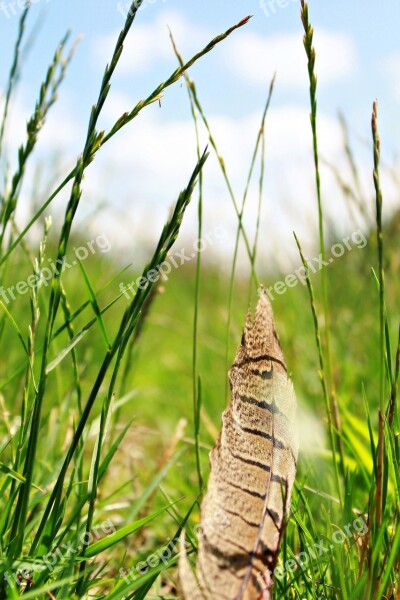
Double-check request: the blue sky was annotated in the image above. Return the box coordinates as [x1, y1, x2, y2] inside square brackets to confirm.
[1, 0, 399, 130]
[1, 0, 399, 268]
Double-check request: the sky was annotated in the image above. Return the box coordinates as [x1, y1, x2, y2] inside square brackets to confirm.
[0, 0, 399, 271]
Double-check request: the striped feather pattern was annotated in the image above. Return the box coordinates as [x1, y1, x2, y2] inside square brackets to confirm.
[179, 290, 298, 600]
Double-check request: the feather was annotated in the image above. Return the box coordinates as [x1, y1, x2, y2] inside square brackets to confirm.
[179, 289, 298, 600]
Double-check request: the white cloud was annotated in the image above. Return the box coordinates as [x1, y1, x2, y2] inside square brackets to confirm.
[80, 102, 350, 270]
[220, 29, 358, 89]
[91, 10, 208, 76]
[0, 87, 81, 158]
[0, 91, 80, 239]
[7, 87, 391, 277]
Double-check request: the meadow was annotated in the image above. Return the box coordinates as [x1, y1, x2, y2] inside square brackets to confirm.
[0, 2, 399, 599]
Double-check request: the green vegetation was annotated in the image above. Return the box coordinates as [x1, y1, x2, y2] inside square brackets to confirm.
[0, 2, 398, 598]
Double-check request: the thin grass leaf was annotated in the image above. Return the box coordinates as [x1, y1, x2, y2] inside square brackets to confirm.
[0, 300, 30, 358]
[77, 259, 111, 350]
[83, 505, 175, 559]
[294, 231, 342, 506]
[224, 78, 275, 401]
[0, 463, 26, 484]
[108, 552, 180, 600]
[170, 34, 205, 493]
[300, 2, 345, 480]
[388, 324, 400, 428]
[0, 5, 30, 158]
[126, 450, 182, 522]
[45, 329, 88, 374]
[371, 101, 386, 411]
[375, 521, 400, 598]
[169, 32, 256, 285]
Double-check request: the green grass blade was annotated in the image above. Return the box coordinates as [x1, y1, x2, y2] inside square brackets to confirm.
[0, 5, 30, 158]
[77, 259, 111, 350]
[82, 505, 174, 559]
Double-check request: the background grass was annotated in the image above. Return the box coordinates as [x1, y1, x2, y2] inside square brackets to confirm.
[0, 2, 399, 599]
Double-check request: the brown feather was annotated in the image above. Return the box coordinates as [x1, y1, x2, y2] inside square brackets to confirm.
[179, 289, 298, 599]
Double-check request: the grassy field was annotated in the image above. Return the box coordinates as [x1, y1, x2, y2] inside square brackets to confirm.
[0, 2, 399, 599]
